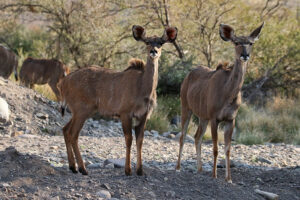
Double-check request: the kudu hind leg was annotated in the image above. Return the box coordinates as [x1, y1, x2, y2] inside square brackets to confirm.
[211, 119, 219, 178]
[134, 114, 147, 176]
[175, 110, 192, 171]
[70, 115, 89, 175]
[194, 119, 208, 172]
[224, 120, 235, 183]
[121, 115, 133, 176]
[63, 119, 77, 173]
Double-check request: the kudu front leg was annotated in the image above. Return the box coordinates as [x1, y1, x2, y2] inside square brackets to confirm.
[121, 115, 133, 176]
[134, 114, 147, 176]
[224, 120, 235, 183]
[211, 119, 219, 178]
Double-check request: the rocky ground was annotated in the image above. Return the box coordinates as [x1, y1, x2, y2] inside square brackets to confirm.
[0, 77, 299, 200]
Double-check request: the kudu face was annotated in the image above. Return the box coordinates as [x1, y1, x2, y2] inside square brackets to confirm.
[132, 25, 178, 59]
[220, 22, 264, 62]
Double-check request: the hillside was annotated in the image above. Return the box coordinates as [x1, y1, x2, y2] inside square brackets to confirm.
[0, 77, 299, 199]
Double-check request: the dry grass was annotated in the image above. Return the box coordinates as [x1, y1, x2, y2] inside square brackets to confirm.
[236, 97, 300, 145]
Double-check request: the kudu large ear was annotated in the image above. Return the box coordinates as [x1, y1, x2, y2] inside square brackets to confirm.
[161, 27, 178, 43]
[219, 24, 235, 42]
[249, 22, 264, 42]
[132, 25, 146, 41]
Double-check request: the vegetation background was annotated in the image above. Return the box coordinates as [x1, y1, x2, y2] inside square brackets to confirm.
[0, 0, 299, 144]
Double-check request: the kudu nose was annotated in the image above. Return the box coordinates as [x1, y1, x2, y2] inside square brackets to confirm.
[150, 49, 158, 54]
[240, 54, 249, 61]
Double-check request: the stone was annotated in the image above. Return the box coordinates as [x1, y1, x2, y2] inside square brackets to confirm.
[101, 183, 111, 190]
[144, 130, 151, 136]
[36, 113, 48, 120]
[151, 130, 159, 138]
[105, 163, 115, 169]
[217, 159, 236, 168]
[166, 191, 176, 198]
[104, 158, 126, 168]
[162, 132, 170, 137]
[19, 134, 38, 139]
[171, 115, 181, 126]
[50, 146, 59, 150]
[87, 163, 102, 169]
[11, 131, 24, 137]
[257, 157, 272, 164]
[96, 190, 111, 199]
[168, 134, 175, 139]
[0, 97, 10, 123]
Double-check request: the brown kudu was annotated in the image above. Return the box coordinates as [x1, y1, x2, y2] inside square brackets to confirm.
[176, 22, 264, 183]
[0, 45, 18, 81]
[59, 25, 178, 175]
[19, 58, 70, 101]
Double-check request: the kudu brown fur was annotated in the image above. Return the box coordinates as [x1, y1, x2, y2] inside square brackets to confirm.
[19, 58, 70, 101]
[176, 22, 264, 183]
[0, 45, 18, 81]
[59, 25, 178, 175]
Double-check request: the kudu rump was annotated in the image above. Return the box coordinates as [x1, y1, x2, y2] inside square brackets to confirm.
[59, 25, 178, 175]
[0, 45, 18, 81]
[176, 23, 264, 183]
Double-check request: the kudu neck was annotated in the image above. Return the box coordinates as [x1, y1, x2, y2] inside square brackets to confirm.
[226, 58, 248, 98]
[142, 56, 159, 96]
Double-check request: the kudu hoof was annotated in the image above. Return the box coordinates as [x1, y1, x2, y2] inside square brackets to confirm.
[136, 168, 143, 176]
[79, 167, 88, 175]
[125, 169, 132, 176]
[69, 166, 78, 174]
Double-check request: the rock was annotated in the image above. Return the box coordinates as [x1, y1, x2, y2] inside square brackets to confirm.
[148, 191, 156, 198]
[186, 135, 194, 142]
[151, 130, 159, 138]
[11, 131, 24, 137]
[105, 163, 115, 169]
[202, 163, 213, 172]
[101, 183, 111, 190]
[257, 157, 272, 164]
[168, 134, 175, 139]
[96, 190, 111, 199]
[50, 146, 59, 150]
[87, 163, 102, 169]
[171, 115, 181, 126]
[1, 183, 10, 187]
[18, 134, 38, 139]
[36, 113, 48, 120]
[144, 130, 151, 136]
[166, 191, 176, 198]
[217, 159, 236, 168]
[0, 97, 10, 123]
[162, 132, 170, 137]
[254, 189, 278, 200]
[104, 158, 126, 168]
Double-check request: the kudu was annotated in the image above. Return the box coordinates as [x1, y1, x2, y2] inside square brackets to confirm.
[59, 25, 178, 175]
[176, 22, 264, 183]
[19, 58, 70, 101]
[0, 45, 18, 81]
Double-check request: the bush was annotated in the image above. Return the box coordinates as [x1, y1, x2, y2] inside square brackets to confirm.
[236, 97, 300, 145]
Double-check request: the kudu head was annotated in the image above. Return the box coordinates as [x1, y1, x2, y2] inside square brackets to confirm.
[132, 25, 178, 59]
[219, 22, 264, 62]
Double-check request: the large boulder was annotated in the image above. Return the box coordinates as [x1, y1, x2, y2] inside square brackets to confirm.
[0, 97, 10, 123]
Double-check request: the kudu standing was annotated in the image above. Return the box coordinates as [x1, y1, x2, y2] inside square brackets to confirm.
[0, 45, 18, 81]
[59, 25, 178, 175]
[19, 58, 70, 101]
[176, 23, 264, 183]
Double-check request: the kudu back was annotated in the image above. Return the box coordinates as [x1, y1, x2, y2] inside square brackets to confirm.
[59, 25, 178, 175]
[19, 58, 70, 101]
[176, 22, 264, 183]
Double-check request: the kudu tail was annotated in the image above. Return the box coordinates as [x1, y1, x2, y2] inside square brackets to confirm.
[14, 57, 19, 81]
[57, 79, 67, 117]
